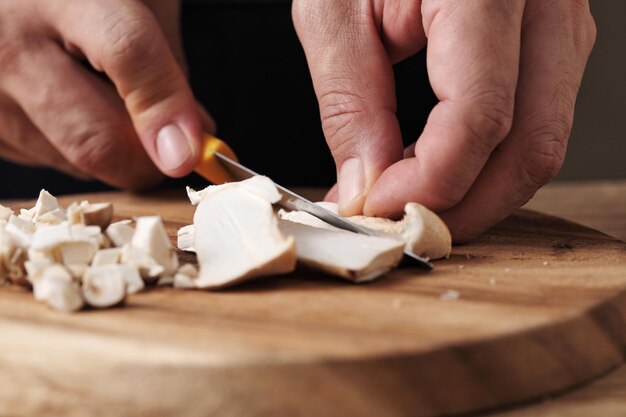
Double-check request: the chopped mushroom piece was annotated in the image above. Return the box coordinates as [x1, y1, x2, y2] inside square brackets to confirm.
[106, 220, 135, 247]
[33, 265, 84, 312]
[5, 215, 36, 248]
[0, 205, 13, 221]
[278, 220, 404, 282]
[91, 248, 122, 266]
[131, 216, 178, 275]
[177, 224, 195, 252]
[120, 243, 164, 279]
[82, 266, 127, 308]
[67, 201, 114, 229]
[187, 176, 296, 289]
[174, 263, 198, 289]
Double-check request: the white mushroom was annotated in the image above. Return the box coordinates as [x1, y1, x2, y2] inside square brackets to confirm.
[91, 248, 122, 266]
[32, 265, 84, 312]
[173, 263, 199, 289]
[5, 215, 36, 248]
[187, 176, 296, 289]
[284, 201, 452, 261]
[0, 204, 14, 221]
[278, 220, 404, 282]
[106, 220, 135, 247]
[120, 243, 164, 279]
[348, 203, 451, 260]
[131, 216, 178, 275]
[177, 224, 196, 252]
[82, 266, 127, 308]
[67, 201, 113, 229]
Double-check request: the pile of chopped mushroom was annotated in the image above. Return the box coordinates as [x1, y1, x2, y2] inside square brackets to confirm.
[0, 190, 196, 313]
[1, 177, 452, 312]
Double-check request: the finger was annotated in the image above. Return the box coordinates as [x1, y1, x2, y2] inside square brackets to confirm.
[324, 183, 339, 203]
[293, 0, 405, 216]
[49, 0, 203, 177]
[0, 39, 163, 189]
[0, 93, 84, 177]
[439, 0, 596, 242]
[364, 0, 525, 218]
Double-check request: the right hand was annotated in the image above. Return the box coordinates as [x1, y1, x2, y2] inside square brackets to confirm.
[0, 0, 215, 189]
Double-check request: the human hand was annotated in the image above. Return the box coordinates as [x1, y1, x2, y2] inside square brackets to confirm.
[293, 0, 596, 242]
[0, 0, 214, 189]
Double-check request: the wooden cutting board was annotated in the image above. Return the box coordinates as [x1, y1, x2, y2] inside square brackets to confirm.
[1, 191, 626, 417]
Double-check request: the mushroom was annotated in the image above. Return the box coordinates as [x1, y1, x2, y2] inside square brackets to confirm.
[131, 216, 178, 275]
[187, 176, 296, 289]
[5, 214, 36, 248]
[67, 201, 113, 229]
[177, 224, 195, 252]
[120, 243, 164, 279]
[282, 202, 451, 261]
[31, 265, 84, 313]
[82, 265, 127, 308]
[173, 263, 199, 289]
[278, 220, 404, 282]
[0, 204, 14, 222]
[91, 248, 122, 266]
[348, 203, 451, 260]
[106, 220, 135, 247]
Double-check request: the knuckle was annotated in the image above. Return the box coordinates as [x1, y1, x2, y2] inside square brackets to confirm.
[461, 90, 515, 152]
[515, 121, 569, 191]
[318, 81, 370, 155]
[61, 123, 123, 175]
[101, 7, 156, 69]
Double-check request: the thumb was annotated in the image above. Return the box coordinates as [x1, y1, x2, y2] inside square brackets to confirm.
[53, 0, 203, 177]
[293, 0, 403, 216]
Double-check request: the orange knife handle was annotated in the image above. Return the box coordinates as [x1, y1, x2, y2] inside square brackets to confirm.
[195, 134, 239, 185]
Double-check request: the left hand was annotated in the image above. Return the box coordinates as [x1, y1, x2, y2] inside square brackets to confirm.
[293, 0, 596, 242]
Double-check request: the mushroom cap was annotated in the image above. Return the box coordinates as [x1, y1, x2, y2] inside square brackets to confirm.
[82, 266, 127, 308]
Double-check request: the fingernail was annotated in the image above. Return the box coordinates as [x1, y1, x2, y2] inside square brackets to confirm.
[156, 124, 196, 171]
[338, 158, 365, 215]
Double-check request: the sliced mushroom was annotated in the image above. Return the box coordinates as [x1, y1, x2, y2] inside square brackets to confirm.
[67, 201, 114, 229]
[82, 266, 127, 308]
[131, 216, 178, 275]
[177, 224, 195, 252]
[188, 176, 296, 289]
[278, 220, 404, 282]
[106, 220, 135, 247]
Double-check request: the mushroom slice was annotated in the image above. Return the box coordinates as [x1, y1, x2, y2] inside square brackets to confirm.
[278, 220, 404, 282]
[106, 220, 135, 247]
[347, 203, 451, 260]
[189, 176, 296, 289]
[82, 265, 127, 308]
[60, 241, 98, 267]
[177, 224, 195, 252]
[131, 216, 178, 275]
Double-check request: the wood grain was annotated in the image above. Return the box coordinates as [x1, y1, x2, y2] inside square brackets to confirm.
[1, 189, 626, 417]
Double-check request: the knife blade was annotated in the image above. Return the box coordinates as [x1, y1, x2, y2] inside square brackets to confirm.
[213, 152, 433, 269]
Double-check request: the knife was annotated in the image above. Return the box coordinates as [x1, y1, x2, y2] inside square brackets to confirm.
[194, 135, 433, 269]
